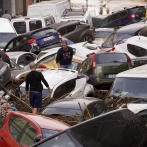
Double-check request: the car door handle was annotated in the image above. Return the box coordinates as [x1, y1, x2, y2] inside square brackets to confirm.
[0, 137, 3, 141]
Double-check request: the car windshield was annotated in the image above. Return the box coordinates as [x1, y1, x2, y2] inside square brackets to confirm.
[109, 77, 147, 99]
[102, 33, 132, 48]
[96, 53, 128, 64]
[31, 28, 56, 38]
[0, 33, 16, 49]
[42, 107, 83, 120]
[41, 128, 58, 139]
[37, 133, 76, 147]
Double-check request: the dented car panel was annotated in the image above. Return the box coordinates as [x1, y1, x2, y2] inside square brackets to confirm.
[31, 109, 147, 147]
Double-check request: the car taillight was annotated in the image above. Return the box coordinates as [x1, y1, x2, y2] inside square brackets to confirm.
[57, 32, 60, 36]
[92, 54, 96, 69]
[86, 52, 95, 57]
[112, 47, 115, 51]
[105, 47, 115, 53]
[129, 14, 139, 18]
[57, 32, 61, 38]
[27, 38, 36, 44]
[125, 53, 135, 68]
[39, 65, 46, 69]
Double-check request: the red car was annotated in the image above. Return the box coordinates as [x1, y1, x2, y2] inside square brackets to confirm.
[0, 111, 69, 147]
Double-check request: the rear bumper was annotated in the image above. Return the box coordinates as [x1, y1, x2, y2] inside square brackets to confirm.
[89, 77, 114, 86]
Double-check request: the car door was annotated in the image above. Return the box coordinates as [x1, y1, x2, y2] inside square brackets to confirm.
[0, 114, 39, 147]
[14, 36, 28, 51]
[64, 25, 77, 42]
[0, 117, 7, 147]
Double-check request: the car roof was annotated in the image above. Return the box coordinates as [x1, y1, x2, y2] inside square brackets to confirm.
[6, 52, 33, 59]
[49, 21, 80, 29]
[41, 69, 78, 89]
[116, 63, 147, 78]
[10, 111, 69, 131]
[46, 97, 103, 110]
[12, 15, 53, 21]
[0, 18, 16, 33]
[29, 0, 69, 7]
[116, 22, 147, 35]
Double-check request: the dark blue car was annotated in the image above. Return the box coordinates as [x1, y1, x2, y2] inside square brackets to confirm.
[97, 6, 146, 28]
[4, 27, 62, 54]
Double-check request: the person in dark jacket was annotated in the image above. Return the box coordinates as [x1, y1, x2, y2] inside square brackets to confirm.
[56, 41, 73, 69]
[25, 62, 52, 114]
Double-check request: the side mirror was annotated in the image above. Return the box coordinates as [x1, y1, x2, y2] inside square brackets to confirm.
[34, 134, 42, 143]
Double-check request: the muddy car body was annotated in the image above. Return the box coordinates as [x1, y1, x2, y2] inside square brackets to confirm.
[110, 36, 147, 59]
[78, 53, 133, 87]
[49, 21, 95, 43]
[18, 69, 95, 99]
[7, 52, 37, 68]
[31, 109, 147, 147]
[108, 64, 147, 100]
[4, 27, 62, 54]
[132, 56, 147, 67]
[37, 55, 86, 71]
[100, 20, 147, 52]
[0, 111, 69, 147]
[42, 97, 108, 121]
[97, 6, 146, 28]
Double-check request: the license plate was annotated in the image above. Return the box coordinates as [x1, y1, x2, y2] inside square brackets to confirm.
[141, 17, 145, 19]
[44, 36, 54, 41]
[108, 74, 116, 78]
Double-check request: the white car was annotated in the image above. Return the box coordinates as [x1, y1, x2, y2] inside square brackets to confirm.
[6, 52, 37, 68]
[110, 36, 147, 59]
[108, 63, 147, 100]
[27, 0, 71, 23]
[36, 41, 101, 62]
[0, 18, 17, 50]
[18, 69, 94, 98]
[11, 15, 55, 34]
[60, 8, 95, 27]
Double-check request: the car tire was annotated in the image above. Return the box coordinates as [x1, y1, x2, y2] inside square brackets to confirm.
[83, 35, 93, 43]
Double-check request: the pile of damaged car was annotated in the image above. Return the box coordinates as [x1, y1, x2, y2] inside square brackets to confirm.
[1, 0, 147, 146]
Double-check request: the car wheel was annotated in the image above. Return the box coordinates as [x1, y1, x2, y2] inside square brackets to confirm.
[83, 35, 93, 43]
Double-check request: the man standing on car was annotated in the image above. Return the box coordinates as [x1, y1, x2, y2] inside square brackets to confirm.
[25, 62, 52, 114]
[56, 41, 73, 69]
[2, 10, 11, 21]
